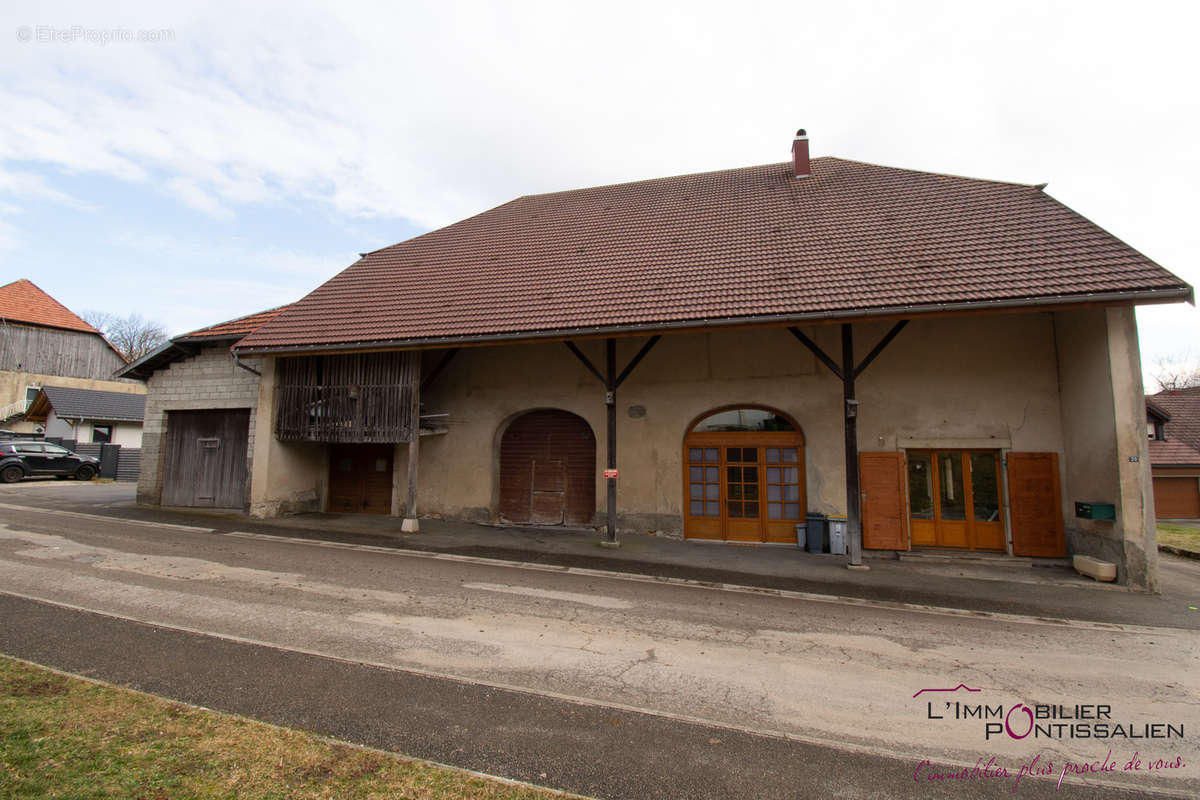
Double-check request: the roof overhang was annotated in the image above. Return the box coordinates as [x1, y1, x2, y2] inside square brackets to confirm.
[233, 285, 1194, 357]
[116, 335, 241, 380]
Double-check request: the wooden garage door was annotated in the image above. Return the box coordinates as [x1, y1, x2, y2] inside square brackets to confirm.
[1153, 476, 1200, 519]
[1007, 452, 1065, 558]
[162, 410, 251, 508]
[499, 410, 595, 525]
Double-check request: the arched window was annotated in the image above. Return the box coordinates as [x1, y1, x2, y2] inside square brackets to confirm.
[683, 406, 805, 543]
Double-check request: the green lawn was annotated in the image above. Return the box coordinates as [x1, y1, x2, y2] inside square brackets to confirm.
[1157, 522, 1200, 553]
[0, 656, 566, 800]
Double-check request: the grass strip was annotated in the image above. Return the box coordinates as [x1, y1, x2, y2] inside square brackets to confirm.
[0, 656, 569, 800]
[1157, 523, 1200, 553]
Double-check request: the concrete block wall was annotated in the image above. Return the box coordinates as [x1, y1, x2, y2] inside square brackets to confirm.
[137, 346, 261, 506]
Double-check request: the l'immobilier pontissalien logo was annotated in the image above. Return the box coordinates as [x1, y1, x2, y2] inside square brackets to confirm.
[914, 684, 1185, 741]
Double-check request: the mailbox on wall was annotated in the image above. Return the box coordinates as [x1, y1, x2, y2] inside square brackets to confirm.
[1075, 502, 1116, 520]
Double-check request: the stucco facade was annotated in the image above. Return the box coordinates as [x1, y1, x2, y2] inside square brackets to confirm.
[241, 309, 1156, 587]
[137, 346, 262, 506]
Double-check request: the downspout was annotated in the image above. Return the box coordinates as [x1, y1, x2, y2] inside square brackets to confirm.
[232, 351, 261, 376]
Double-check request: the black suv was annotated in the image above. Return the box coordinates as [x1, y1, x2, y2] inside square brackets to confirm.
[0, 441, 100, 483]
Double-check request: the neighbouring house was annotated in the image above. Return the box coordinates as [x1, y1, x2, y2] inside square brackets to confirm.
[24, 385, 146, 447]
[130, 132, 1194, 590]
[119, 305, 290, 508]
[1146, 388, 1200, 519]
[0, 279, 144, 433]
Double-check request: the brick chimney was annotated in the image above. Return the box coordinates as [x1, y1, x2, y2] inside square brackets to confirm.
[792, 129, 810, 178]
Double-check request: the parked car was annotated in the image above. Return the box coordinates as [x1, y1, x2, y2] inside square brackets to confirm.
[0, 440, 99, 483]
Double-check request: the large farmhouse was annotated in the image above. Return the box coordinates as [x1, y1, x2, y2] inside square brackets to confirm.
[125, 133, 1193, 590]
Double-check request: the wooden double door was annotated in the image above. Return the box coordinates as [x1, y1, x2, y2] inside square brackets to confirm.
[907, 450, 1005, 551]
[162, 409, 250, 508]
[498, 410, 596, 525]
[328, 444, 394, 514]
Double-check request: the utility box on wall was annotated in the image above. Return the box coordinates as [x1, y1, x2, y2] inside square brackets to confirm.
[1075, 502, 1116, 521]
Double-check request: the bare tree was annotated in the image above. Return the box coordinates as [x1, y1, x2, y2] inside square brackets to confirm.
[1150, 354, 1200, 393]
[81, 310, 169, 362]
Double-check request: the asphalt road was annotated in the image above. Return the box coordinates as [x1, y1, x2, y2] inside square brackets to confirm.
[0, 490, 1197, 798]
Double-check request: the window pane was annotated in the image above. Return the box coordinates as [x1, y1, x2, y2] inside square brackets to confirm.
[693, 409, 795, 432]
[971, 453, 1001, 522]
[690, 500, 704, 516]
[729, 484, 742, 500]
[939, 452, 966, 521]
[728, 501, 742, 517]
[704, 448, 719, 462]
[782, 448, 798, 463]
[908, 454, 933, 519]
[726, 447, 741, 462]
[705, 501, 720, 516]
[784, 502, 801, 519]
[689, 448, 703, 462]
[765, 448, 780, 463]
[45, 445, 68, 455]
[690, 484, 704, 499]
[743, 502, 758, 517]
[742, 448, 758, 463]
[690, 466, 703, 482]
[767, 485, 781, 501]
[768, 502, 782, 519]
[744, 484, 758, 500]
[727, 466, 741, 482]
[705, 467, 719, 483]
[784, 485, 800, 501]
[706, 484, 719, 500]
[743, 467, 758, 484]
[783, 467, 799, 483]
[766, 467, 781, 483]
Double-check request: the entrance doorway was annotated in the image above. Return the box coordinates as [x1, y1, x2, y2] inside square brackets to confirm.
[683, 407, 805, 543]
[328, 444, 394, 514]
[907, 450, 1004, 550]
[498, 410, 596, 525]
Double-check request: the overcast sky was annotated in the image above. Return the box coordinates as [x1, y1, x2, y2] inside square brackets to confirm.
[2, 1, 1197, 385]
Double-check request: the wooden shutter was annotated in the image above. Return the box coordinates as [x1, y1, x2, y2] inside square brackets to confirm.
[860, 452, 908, 550]
[1007, 452, 1064, 557]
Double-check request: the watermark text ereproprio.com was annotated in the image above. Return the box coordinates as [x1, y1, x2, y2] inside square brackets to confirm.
[16, 25, 174, 45]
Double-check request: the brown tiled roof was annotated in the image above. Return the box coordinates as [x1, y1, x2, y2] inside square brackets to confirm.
[179, 304, 293, 340]
[1148, 387, 1200, 466]
[236, 157, 1191, 352]
[0, 279, 99, 334]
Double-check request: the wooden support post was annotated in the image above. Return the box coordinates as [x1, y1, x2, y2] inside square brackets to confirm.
[841, 324, 865, 568]
[604, 338, 618, 545]
[402, 352, 422, 533]
[562, 336, 661, 547]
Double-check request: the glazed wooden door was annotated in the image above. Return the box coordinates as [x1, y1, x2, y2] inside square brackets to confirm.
[1008, 452, 1064, 557]
[683, 436, 804, 543]
[907, 450, 1005, 551]
[861, 452, 908, 550]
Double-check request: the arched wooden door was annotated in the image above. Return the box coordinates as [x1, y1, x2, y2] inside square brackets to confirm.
[683, 407, 805, 543]
[499, 410, 596, 525]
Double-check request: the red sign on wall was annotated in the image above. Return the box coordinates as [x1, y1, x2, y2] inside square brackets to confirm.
[604, 468, 619, 479]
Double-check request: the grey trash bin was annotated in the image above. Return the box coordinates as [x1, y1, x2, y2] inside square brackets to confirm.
[805, 513, 826, 553]
[794, 523, 807, 550]
[827, 515, 848, 555]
